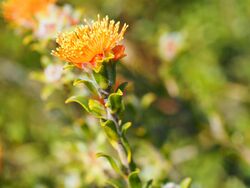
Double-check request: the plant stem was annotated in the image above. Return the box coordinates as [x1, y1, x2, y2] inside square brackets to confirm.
[91, 64, 141, 187]
[106, 106, 131, 175]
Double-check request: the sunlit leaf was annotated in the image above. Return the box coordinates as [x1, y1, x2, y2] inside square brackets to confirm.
[65, 96, 90, 112]
[93, 66, 109, 89]
[122, 122, 132, 134]
[73, 78, 96, 93]
[63, 63, 75, 70]
[96, 152, 121, 175]
[180, 177, 192, 188]
[116, 82, 128, 92]
[128, 169, 142, 188]
[105, 89, 124, 114]
[121, 136, 132, 163]
[88, 99, 106, 117]
[100, 119, 119, 147]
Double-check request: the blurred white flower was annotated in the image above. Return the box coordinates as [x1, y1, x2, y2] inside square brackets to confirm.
[44, 64, 63, 83]
[64, 172, 81, 188]
[159, 32, 183, 61]
[35, 4, 80, 39]
[162, 182, 180, 188]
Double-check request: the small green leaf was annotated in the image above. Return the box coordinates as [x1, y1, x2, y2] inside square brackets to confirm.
[96, 153, 121, 175]
[63, 63, 75, 70]
[116, 82, 128, 92]
[122, 122, 132, 134]
[128, 169, 142, 188]
[65, 96, 90, 112]
[121, 136, 132, 163]
[93, 67, 109, 89]
[144, 179, 153, 188]
[73, 78, 96, 93]
[106, 89, 125, 114]
[121, 122, 132, 163]
[73, 78, 87, 86]
[88, 99, 106, 118]
[100, 120, 119, 147]
[106, 62, 116, 86]
[180, 178, 192, 188]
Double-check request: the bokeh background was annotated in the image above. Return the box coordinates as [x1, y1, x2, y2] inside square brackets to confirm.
[1, 0, 250, 187]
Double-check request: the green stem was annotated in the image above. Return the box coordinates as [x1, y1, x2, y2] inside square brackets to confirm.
[91, 63, 141, 187]
[106, 106, 131, 175]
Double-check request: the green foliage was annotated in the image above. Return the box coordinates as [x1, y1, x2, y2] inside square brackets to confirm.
[128, 170, 142, 188]
[105, 89, 125, 114]
[116, 82, 128, 92]
[93, 68, 109, 90]
[180, 178, 192, 188]
[122, 122, 132, 134]
[1, 0, 250, 187]
[65, 95, 90, 112]
[96, 152, 122, 175]
[73, 78, 97, 93]
[88, 99, 106, 118]
[100, 119, 119, 147]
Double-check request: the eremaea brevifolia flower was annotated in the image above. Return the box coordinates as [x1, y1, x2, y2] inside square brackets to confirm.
[51, 15, 128, 72]
[2, 0, 55, 29]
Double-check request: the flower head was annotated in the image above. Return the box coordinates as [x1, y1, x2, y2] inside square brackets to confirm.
[2, 0, 55, 28]
[52, 15, 128, 71]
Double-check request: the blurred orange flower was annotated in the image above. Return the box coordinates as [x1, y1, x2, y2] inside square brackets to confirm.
[2, 0, 55, 28]
[52, 15, 128, 71]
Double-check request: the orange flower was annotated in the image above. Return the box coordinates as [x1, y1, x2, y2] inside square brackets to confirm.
[2, 0, 55, 28]
[52, 15, 128, 71]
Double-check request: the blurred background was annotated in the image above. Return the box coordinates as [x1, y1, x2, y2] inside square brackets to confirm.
[1, 0, 250, 187]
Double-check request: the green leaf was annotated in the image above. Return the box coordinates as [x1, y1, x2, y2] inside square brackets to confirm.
[96, 152, 121, 175]
[73, 78, 96, 93]
[106, 89, 125, 114]
[180, 178, 192, 188]
[100, 120, 119, 147]
[93, 66, 109, 89]
[105, 181, 120, 188]
[73, 78, 86, 86]
[144, 179, 153, 188]
[93, 62, 116, 89]
[88, 99, 106, 118]
[121, 122, 132, 163]
[128, 169, 142, 188]
[121, 135, 132, 163]
[106, 62, 116, 86]
[65, 96, 90, 112]
[122, 122, 132, 134]
[116, 82, 128, 92]
[63, 63, 75, 70]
